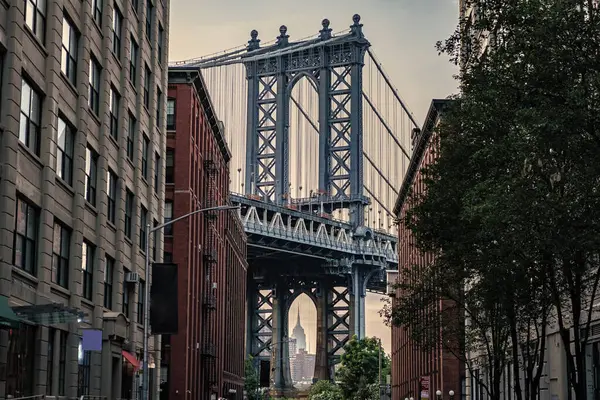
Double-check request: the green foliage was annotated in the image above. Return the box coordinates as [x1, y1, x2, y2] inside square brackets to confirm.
[244, 356, 260, 400]
[336, 336, 389, 400]
[308, 380, 343, 400]
[382, 1, 600, 400]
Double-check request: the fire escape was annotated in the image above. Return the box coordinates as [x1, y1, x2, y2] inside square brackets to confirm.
[201, 157, 218, 394]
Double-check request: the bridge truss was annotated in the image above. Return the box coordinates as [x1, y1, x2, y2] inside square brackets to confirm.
[170, 14, 417, 393]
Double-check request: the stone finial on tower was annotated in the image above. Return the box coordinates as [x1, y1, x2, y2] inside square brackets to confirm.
[319, 18, 332, 40]
[277, 25, 289, 46]
[248, 30, 260, 51]
[350, 14, 364, 38]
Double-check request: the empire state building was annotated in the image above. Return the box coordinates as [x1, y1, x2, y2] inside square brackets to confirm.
[291, 306, 307, 351]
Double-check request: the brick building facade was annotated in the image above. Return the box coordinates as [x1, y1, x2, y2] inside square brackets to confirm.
[0, 0, 169, 399]
[162, 67, 247, 400]
[391, 99, 464, 400]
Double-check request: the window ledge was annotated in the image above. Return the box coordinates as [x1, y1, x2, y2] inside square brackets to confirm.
[108, 132, 120, 149]
[56, 176, 75, 196]
[23, 25, 48, 57]
[107, 220, 117, 232]
[92, 19, 104, 38]
[50, 283, 70, 297]
[18, 141, 43, 168]
[124, 236, 133, 246]
[85, 201, 98, 215]
[81, 298, 94, 308]
[87, 107, 102, 127]
[60, 72, 78, 96]
[12, 266, 39, 284]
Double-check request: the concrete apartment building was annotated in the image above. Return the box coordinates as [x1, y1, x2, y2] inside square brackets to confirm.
[391, 99, 464, 400]
[0, 0, 169, 398]
[161, 67, 247, 400]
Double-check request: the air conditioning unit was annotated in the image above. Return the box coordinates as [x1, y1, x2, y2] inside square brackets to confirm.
[386, 270, 399, 297]
[125, 272, 140, 283]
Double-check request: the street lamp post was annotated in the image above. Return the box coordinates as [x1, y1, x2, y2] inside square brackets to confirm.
[436, 389, 455, 400]
[141, 204, 240, 400]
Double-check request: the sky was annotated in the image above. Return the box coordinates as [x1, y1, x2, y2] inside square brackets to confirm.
[168, 0, 460, 353]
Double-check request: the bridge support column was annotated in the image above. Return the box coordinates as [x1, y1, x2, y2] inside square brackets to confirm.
[350, 266, 366, 339]
[314, 281, 331, 381]
[270, 283, 295, 396]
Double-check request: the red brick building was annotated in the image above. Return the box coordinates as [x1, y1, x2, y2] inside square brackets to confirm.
[161, 67, 248, 400]
[391, 99, 464, 400]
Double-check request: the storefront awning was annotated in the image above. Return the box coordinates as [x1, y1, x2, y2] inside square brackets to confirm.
[122, 350, 141, 371]
[0, 296, 21, 328]
[12, 303, 87, 325]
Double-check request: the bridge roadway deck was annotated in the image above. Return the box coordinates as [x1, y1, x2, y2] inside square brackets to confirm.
[230, 193, 398, 271]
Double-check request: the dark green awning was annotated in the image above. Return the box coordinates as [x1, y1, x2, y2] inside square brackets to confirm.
[0, 296, 21, 328]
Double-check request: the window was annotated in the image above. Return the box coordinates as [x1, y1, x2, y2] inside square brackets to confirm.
[112, 7, 122, 59]
[164, 201, 173, 236]
[137, 279, 145, 324]
[56, 116, 74, 185]
[107, 169, 117, 224]
[166, 99, 175, 130]
[127, 114, 136, 160]
[143, 64, 151, 109]
[52, 221, 70, 288]
[122, 268, 130, 317]
[166, 148, 174, 183]
[154, 152, 160, 192]
[92, 0, 102, 26]
[104, 256, 114, 309]
[142, 134, 149, 179]
[145, 0, 153, 40]
[129, 36, 138, 85]
[25, 0, 46, 43]
[81, 241, 94, 300]
[152, 219, 159, 260]
[84, 147, 98, 206]
[109, 87, 119, 139]
[156, 88, 162, 125]
[61, 16, 78, 84]
[88, 57, 101, 115]
[13, 197, 38, 274]
[140, 206, 148, 250]
[19, 78, 42, 154]
[158, 24, 164, 64]
[163, 252, 172, 263]
[125, 189, 134, 239]
[77, 340, 91, 397]
[6, 325, 36, 398]
[46, 328, 55, 395]
[58, 332, 67, 395]
[132, 0, 139, 12]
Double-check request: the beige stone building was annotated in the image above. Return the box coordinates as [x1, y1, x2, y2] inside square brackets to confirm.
[0, 0, 169, 398]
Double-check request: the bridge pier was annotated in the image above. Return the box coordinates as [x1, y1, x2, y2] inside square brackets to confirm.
[314, 281, 331, 381]
[270, 282, 295, 395]
[350, 265, 367, 339]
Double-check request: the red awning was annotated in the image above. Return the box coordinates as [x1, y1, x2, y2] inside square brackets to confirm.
[122, 350, 141, 371]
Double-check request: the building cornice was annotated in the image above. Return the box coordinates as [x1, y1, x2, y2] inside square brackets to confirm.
[393, 99, 451, 216]
[168, 67, 232, 163]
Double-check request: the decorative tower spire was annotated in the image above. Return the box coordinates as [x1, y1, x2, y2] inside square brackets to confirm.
[248, 30, 260, 51]
[350, 14, 364, 38]
[277, 25, 289, 46]
[319, 18, 332, 40]
[296, 305, 301, 326]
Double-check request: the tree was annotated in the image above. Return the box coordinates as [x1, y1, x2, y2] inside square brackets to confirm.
[309, 380, 343, 400]
[245, 356, 260, 400]
[336, 336, 390, 400]
[384, 1, 600, 400]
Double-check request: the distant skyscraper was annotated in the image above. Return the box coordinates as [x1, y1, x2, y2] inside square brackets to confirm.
[291, 306, 307, 351]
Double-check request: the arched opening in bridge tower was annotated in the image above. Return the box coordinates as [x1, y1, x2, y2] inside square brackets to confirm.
[288, 76, 319, 201]
[287, 293, 317, 389]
